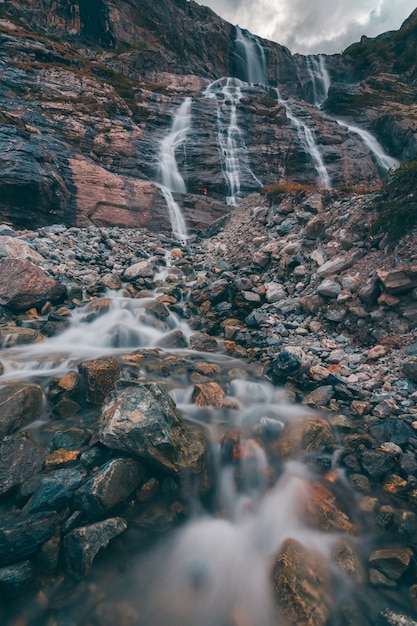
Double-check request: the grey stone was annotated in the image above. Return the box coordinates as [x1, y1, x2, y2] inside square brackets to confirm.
[63, 517, 127, 579]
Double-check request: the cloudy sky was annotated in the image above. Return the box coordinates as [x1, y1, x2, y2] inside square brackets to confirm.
[196, 0, 417, 54]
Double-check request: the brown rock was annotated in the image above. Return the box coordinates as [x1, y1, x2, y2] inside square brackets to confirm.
[0, 258, 66, 312]
[78, 357, 120, 405]
[0, 383, 44, 440]
[44, 449, 80, 470]
[272, 538, 333, 626]
[305, 482, 355, 534]
[377, 267, 417, 294]
[369, 548, 413, 580]
[268, 417, 335, 460]
[192, 382, 225, 407]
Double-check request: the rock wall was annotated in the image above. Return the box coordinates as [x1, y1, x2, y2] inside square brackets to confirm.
[0, 1, 416, 230]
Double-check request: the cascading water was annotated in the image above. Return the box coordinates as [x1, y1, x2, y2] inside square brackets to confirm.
[0, 257, 414, 626]
[234, 25, 268, 86]
[275, 88, 331, 189]
[204, 77, 263, 206]
[157, 98, 192, 243]
[306, 54, 330, 107]
[337, 120, 400, 173]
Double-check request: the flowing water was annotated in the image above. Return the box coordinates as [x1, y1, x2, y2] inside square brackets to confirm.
[306, 55, 331, 108]
[157, 98, 192, 242]
[275, 89, 331, 189]
[204, 78, 263, 206]
[337, 120, 400, 173]
[234, 26, 268, 86]
[1, 258, 413, 626]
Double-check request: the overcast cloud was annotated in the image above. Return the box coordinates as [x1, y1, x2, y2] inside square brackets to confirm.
[196, 0, 417, 54]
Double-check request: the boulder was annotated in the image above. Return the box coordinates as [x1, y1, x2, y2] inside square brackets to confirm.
[0, 511, 59, 566]
[369, 548, 413, 580]
[192, 382, 225, 407]
[99, 382, 209, 475]
[272, 538, 333, 626]
[74, 458, 146, 519]
[0, 383, 44, 440]
[63, 517, 127, 579]
[305, 482, 355, 534]
[0, 258, 66, 311]
[78, 356, 121, 405]
[0, 432, 49, 496]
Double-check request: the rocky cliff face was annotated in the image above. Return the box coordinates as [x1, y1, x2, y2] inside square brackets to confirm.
[0, 0, 416, 233]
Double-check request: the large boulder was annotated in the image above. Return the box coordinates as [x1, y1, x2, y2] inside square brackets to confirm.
[0, 258, 66, 312]
[0, 383, 44, 440]
[272, 538, 333, 626]
[99, 382, 209, 476]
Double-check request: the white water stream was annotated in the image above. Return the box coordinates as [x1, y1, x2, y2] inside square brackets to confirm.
[275, 89, 331, 189]
[157, 98, 192, 243]
[205, 77, 263, 206]
[337, 120, 400, 172]
[0, 263, 409, 625]
[235, 25, 268, 86]
[306, 54, 330, 107]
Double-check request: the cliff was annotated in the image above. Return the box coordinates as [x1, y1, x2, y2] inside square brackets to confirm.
[0, 0, 416, 232]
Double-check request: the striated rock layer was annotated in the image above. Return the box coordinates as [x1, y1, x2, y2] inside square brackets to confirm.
[0, 1, 416, 230]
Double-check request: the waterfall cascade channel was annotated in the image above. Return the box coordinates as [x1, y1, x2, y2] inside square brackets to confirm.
[156, 32, 399, 238]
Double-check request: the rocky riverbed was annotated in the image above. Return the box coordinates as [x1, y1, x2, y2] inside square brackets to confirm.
[1, 189, 417, 625]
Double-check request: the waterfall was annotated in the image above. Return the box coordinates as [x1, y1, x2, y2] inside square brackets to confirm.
[306, 55, 330, 107]
[337, 120, 400, 172]
[205, 77, 263, 206]
[234, 25, 268, 86]
[276, 89, 331, 189]
[157, 98, 192, 243]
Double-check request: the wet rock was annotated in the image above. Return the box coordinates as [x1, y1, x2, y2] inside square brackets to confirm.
[0, 326, 45, 347]
[52, 427, 91, 451]
[28, 468, 86, 514]
[99, 382, 208, 475]
[156, 329, 187, 348]
[100, 273, 122, 290]
[189, 332, 218, 352]
[0, 383, 44, 440]
[0, 432, 49, 496]
[369, 419, 414, 447]
[369, 548, 413, 580]
[78, 356, 121, 405]
[123, 260, 155, 280]
[305, 482, 355, 534]
[332, 539, 365, 582]
[272, 538, 333, 626]
[360, 449, 396, 480]
[74, 458, 146, 519]
[0, 258, 66, 311]
[0, 561, 34, 596]
[302, 385, 334, 408]
[272, 346, 309, 382]
[267, 417, 335, 460]
[63, 517, 127, 579]
[0, 511, 59, 566]
[44, 449, 80, 470]
[192, 382, 225, 407]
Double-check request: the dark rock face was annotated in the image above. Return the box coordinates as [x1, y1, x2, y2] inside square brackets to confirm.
[99, 382, 209, 475]
[0, 1, 415, 230]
